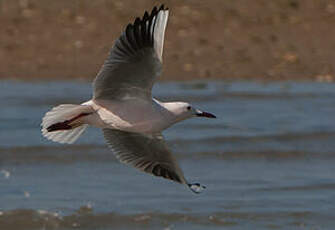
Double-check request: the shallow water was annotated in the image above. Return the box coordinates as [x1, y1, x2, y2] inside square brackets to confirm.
[1, 80, 335, 230]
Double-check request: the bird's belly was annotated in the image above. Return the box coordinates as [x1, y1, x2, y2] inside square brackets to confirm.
[92, 99, 166, 134]
[103, 112, 165, 133]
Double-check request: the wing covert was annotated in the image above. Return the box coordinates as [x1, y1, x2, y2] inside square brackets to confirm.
[102, 129, 187, 185]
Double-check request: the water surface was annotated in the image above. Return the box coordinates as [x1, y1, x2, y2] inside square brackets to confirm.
[0, 80, 335, 230]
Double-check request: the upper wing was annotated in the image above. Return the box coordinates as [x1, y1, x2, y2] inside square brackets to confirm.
[103, 129, 187, 184]
[93, 5, 169, 101]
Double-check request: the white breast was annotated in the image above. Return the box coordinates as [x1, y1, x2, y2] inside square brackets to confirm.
[89, 99, 170, 134]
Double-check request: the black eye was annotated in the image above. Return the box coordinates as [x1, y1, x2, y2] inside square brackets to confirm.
[187, 106, 191, 111]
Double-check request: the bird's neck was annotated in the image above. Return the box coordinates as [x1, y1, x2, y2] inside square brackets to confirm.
[153, 99, 184, 125]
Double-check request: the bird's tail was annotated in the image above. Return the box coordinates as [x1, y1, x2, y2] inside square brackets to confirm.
[41, 104, 93, 144]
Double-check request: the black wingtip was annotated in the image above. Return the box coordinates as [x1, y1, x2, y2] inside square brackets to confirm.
[126, 23, 133, 31]
[151, 6, 158, 15]
[143, 11, 149, 20]
[134, 17, 141, 26]
[159, 4, 165, 11]
[158, 4, 169, 11]
[143, 5, 168, 23]
[115, 4, 169, 57]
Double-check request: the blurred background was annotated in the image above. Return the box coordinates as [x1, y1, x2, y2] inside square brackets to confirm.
[0, 0, 334, 81]
[1, 1, 335, 230]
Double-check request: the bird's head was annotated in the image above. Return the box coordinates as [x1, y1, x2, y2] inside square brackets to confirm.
[166, 102, 216, 122]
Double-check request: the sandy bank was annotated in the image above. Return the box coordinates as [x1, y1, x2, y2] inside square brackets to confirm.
[0, 0, 334, 82]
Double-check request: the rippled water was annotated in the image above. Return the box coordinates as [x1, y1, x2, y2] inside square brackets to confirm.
[1, 80, 335, 230]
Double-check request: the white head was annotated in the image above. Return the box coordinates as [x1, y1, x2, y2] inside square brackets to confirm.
[163, 102, 216, 123]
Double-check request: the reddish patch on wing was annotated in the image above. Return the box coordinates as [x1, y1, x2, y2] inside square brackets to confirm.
[46, 113, 90, 132]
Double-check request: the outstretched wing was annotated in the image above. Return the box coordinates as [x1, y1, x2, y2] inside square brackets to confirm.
[93, 5, 169, 101]
[103, 129, 187, 184]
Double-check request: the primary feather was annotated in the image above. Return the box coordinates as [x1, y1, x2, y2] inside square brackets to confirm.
[93, 5, 169, 101]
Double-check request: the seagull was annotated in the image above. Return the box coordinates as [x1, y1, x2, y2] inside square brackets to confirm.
[41, 5, 216, 193]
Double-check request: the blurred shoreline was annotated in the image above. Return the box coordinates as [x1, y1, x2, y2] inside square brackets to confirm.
[0, 0, 334, 82]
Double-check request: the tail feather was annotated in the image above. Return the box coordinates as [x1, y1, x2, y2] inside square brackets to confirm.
[41, 104, 93, 144]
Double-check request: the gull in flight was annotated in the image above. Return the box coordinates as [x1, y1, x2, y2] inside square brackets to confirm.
[41, 5, 216, 193]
